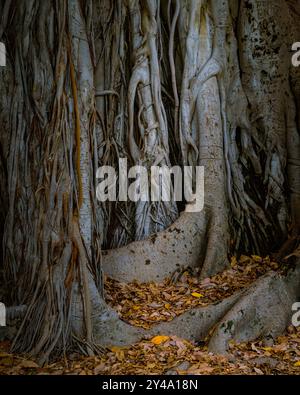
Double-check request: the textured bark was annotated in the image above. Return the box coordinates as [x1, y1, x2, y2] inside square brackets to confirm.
[208, 264, 300, 354]
[0, 0, 299, 362]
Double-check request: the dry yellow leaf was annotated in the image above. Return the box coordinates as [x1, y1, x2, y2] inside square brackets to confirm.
[110, 346, 126, 361]
[0, 353, 11, 358]
[239, 255, 250, 263]
[110, 346, 127, 353]
[251, 255, 262, 262]
[147, 363, 156, 369]
[230, 256, 237, 267]
[262, 347, 273, 352]
[294, 361, 300, 367]
[18, 360, 39, 369]
[191, 292, 204, 298]
[150, 335, 170, 345]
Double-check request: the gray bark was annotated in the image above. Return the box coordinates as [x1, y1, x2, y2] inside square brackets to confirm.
[0, 0, 299, 362]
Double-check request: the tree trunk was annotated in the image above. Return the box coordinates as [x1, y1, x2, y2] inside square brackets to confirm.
[0, 0, 299, 363]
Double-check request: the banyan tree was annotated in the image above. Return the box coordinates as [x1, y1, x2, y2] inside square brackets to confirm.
[0, 0, 299, 364]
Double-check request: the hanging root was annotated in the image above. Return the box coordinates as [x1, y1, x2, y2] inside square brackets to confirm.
[2, 0, 300, 363]
[102, 71, 229, 283]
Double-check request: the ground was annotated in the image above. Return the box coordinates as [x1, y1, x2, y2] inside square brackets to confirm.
[0, 327, 300, 375]
[0, 257, 299, 375]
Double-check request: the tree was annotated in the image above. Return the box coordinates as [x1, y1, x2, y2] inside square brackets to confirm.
[0, 0, 299, 364]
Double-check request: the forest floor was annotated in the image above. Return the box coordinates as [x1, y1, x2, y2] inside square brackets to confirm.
[0, 256, 300, 375]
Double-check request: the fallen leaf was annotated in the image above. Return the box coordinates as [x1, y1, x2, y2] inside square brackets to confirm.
[230, 256, 237, 267]
[0, 357, 13, 366]
[253, 367, 263, 374]
[191, 292, 204, 298]
[239, 255, 250, 263]
[19, 360, 39, 369]
[251, 255, 262, 263]
[150, 335, 170, 345]
[262, 347, 273, 352]
[110, 346, 127, 353]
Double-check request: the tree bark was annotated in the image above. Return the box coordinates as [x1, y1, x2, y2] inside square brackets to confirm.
[0, 0, 299, 362]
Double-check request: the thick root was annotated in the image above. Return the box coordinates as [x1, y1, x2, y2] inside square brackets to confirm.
[6, 266, 299, 355]
[102, 75, 229, 283]
[95, 263, 300, 351]
[148, 291, 243, 341]
[93, 289, 242, 347]
[102, 205, 228, 283]
[93, 308, 147, 348]
[208, 265, 300, 354]
[102, 211, 206, 283]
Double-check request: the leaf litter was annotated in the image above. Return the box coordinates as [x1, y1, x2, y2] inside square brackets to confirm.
[104, 255, 282, 328]
[0, 255, 299, 375]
